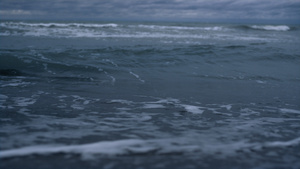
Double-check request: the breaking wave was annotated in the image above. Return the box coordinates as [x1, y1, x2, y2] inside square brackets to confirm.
[250, 25, 290, 31]
[1, 19, 300, 169]
[1, 137, 300, 159]
[0, 21, 296, 41]
[0, 22, 119, 28]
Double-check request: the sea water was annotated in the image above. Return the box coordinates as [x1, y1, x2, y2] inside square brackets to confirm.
[0, 21, 300, 169]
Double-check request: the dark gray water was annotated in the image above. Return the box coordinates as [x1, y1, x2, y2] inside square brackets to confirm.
[1, 21, 300, 169]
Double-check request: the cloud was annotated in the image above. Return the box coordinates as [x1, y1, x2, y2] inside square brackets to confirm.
[0, 0, 299, 22]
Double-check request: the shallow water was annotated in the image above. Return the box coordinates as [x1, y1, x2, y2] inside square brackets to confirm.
[1, 21, 300, 169]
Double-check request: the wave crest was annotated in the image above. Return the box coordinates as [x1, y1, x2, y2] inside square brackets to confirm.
[250, 25, 290, 31]
[0, 22, 119, 29]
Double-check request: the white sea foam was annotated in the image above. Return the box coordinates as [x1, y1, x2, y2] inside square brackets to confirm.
[1, 22, 118, 28]
[263, 137, 300, 147]
[280, 108, 300, 114]
[250, 25, 290, 31]
[0, 139, 194, 159]
[142, 104, 166, 109]
[1, 25, 270, 42]
[150, 98, 180, 104]
[180, 104, 204, 114]
[136, 24, 224, 31]
[202, 26, 224, 31]
[0, 139, 141, 158]
[71, 104, 85, 110]
[69, 95, 93, 110]
[103, 59, 118, 67]
[1, 93, 299, 164]
[1, 21, 277, 42]
[1, 79, 32, 87]
[13, 97, 36, 107]
[220, 104, 232, 110]
[256, 80, 266, 84]
[240, 108, 260, 116]
[1, 136, 299, 159]
[109, 99, 133, 105]
[137, 24, 198, 30]
[104, 71, 116, 85]
[129, 71, 145, 83]
[139, 115, 152, 121]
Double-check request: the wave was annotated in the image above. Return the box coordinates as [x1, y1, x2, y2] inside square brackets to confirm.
[1, 22, 225, 31]
[250, 25, 290, 31]
[238, 25, 291, 31]
[0, 22, 119, 29]
[1, 137, 300, 159]
[0, 22, 293, 33]
[0, 21, 295, 43]
[137, 24, 291, 32]
[136, 24, 224, 31]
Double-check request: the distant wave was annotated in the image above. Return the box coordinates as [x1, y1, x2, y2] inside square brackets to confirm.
[136, 24, 224, 31]
[250, 25, 290, 31]
[237, 25, 291, 31]
[0, 22, 293, 32]
[1, 22, 226, 31]
[137, 24, 292, 32]
[0, 21, 296, 42]
[0, 22, 119, 29]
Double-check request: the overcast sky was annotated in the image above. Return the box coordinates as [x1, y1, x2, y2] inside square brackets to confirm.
[0, 0, 300, 23]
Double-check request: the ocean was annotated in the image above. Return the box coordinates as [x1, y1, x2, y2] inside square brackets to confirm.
[0, 21, 300, 169]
